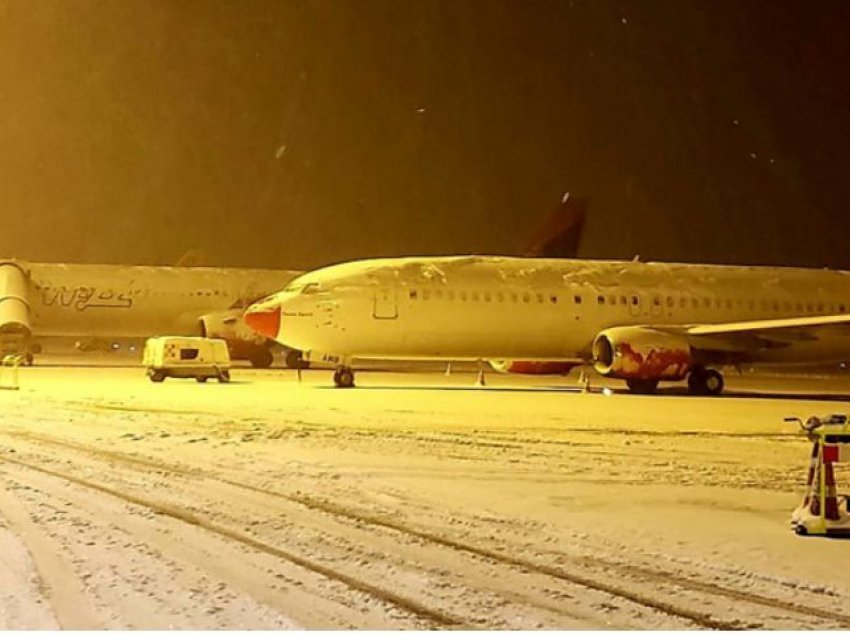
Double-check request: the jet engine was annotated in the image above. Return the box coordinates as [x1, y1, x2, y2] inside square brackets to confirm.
[198, 309, 307, 369]
[199, 310, 275, 368]
[0, 261, 33, 363]
[591, 326, 691, 380]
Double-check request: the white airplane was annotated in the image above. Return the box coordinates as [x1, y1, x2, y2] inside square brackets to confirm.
[244, 255, 850, 394]
[0, 259, 301, 366]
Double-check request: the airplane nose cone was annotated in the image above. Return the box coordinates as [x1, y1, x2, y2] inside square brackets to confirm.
[244, 305, 281, 340]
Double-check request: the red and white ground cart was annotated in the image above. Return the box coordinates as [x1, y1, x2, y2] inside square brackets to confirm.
[787, 414, 850, 537]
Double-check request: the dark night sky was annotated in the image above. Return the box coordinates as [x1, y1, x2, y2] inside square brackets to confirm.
[0, 0, 848, 270]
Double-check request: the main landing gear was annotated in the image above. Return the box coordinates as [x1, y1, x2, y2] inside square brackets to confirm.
[333, 366, 355, 388]
[687, 366, 724, 396]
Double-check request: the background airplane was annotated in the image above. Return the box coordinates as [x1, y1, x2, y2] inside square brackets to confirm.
[0, 259, 301, 366]
[244, 255, 850, 394]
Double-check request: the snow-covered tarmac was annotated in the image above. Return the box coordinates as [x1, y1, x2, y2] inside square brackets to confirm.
[1, 362, 850, 629]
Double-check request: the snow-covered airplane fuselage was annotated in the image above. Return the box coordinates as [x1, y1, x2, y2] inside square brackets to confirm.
[0, 260, 300, 366]
[245, 256, 850, 393]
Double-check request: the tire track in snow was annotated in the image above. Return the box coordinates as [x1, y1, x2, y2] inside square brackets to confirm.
[0, 480, 101, 629]
[0, 452, 465, 629]
[4, 431, 837, 628]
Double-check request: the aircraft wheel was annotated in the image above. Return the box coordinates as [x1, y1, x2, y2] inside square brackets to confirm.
[626, 378, 658, 394]
[703, 369, 724, 395]
[284, 349, 309, 370]
[333, 366, 355, 388]
[250, 347, 274, 369]
[688, 367, 724, 396]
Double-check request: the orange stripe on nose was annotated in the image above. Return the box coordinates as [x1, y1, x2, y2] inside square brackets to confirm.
[244, 306, 281, 340]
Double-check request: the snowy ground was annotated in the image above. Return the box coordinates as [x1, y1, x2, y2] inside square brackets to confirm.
[1, 360, 850, 629]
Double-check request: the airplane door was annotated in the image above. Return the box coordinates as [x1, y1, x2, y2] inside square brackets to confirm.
[373, 285, 398, 319]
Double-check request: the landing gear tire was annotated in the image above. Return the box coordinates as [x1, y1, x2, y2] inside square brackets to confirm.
[626, 378, 659, 394]
[333, 366, 355, 388]
[284, 349, 309, 370]
[250, 347, 274, 369]
[687, 367, 724, 396]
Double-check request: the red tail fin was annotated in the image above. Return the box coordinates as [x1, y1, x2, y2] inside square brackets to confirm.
[522, 194, 588, 258]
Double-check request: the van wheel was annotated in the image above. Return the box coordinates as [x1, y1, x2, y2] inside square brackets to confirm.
[196, 376, 208, 383]
[218, 370, 231, 383]
[149, 370, 166, 383]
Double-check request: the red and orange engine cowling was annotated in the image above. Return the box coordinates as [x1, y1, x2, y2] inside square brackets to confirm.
[591, 326, 691, 380]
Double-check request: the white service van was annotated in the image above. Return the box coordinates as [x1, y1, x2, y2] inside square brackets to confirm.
[143, 336, 231, 383]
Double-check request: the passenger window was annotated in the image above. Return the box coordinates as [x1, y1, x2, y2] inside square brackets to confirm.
[497, 293, 504, 302]
[840, 304, 847, 313]
[666, 297, 674, 308]
[653, 296, 661, 306]
[679, 297, 687, 308]
[460, 291, 468, 301]
[484, 292, 491, 302]
[522, 293, 531, 303]
[715, 299, 722, 309]
[703, 298, 711, 308]
[691, 297, 699, 309]
[598, 295, 605, 305]
[550, 294, 558, 304]
[537, 293, 545, 303]
[574, 295, 583, 304]
[632, 295, 640, 306]
[607, 295, 616, 305]
[409, 289, 418, 300]
[817, 303, 824, 313]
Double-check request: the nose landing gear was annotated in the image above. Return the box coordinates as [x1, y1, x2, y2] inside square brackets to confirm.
[333, 366, 355, 388]
[687, 366, 724, 396]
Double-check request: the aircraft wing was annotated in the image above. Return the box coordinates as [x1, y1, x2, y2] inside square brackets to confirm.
[659, 314, 850, 357]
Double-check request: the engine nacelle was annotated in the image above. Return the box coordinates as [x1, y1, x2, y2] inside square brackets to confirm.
[592, 326, 691, 380]
[199, 310, 273, 367]
[0, 261, 33, 361]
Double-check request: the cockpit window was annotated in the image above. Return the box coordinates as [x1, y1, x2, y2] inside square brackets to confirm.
[283, 282, 321, 295]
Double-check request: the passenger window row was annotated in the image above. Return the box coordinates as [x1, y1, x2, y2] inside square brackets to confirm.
[408, 289, 559, 304]
[407, 287, 848, 315]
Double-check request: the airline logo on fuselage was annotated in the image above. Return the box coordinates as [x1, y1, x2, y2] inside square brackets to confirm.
[41, 286, 133, 311]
